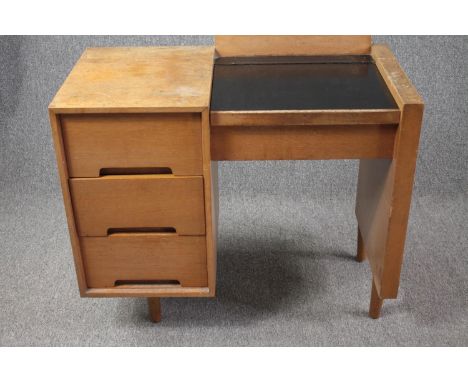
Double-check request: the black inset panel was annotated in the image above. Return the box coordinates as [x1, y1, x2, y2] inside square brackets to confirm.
[211, 56, 397, 111]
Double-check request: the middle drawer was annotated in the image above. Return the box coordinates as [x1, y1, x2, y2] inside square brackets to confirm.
[69, 175, 206, 236]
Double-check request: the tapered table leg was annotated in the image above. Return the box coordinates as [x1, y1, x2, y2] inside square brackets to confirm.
[148, 297, 161, 323]
[356, 227, 366, 262]
[369, 280, 384, 319]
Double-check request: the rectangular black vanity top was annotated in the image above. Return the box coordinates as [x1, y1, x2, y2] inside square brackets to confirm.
[210, 56, 398, 111]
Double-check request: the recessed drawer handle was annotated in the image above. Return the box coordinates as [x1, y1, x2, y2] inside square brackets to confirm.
[114, 280, 181, 287]
[107, 227, 177, 235]
[99, 167, 173, 176]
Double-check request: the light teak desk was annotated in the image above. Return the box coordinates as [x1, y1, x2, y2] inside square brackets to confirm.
[49, 36, 424, 321]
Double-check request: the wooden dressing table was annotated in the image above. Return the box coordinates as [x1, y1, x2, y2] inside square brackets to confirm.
[49, 36, 424, 321]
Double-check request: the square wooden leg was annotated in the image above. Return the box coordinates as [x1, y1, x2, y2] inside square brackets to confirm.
[148, 297, 161, 323]
[356, 227, 366, 262]
[369, 279, 384, 319]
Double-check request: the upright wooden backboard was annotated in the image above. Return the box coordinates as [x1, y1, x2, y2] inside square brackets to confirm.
[215, 35, 372, 57]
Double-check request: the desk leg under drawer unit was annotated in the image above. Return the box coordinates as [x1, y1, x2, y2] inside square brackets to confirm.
[50, 110, 218, 323]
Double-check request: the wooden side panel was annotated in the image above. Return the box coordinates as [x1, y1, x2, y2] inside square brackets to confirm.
[211, 124, 396, 161]
[62, 113, 203, 177]
[357, 46, 424, 299]
[49, 111, 87, 295]
[81, 235, 207, 288]
[356, 158, 394, 292]
[69, 175, 206, 236]
[380, 104, 424, 296]
[356, 106, 423, 298]
[215, 35, 372, 57]
[201, 109, 218, 296]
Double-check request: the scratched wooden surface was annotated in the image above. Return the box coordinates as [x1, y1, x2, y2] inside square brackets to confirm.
[49, 46, 215, 113]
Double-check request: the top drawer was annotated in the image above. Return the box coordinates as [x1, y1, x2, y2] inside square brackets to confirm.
[61, 113, 203, 177]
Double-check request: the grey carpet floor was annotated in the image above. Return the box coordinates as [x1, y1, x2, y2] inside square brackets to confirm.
[0, 35, 467, 346]
[1, 163, 467, 346]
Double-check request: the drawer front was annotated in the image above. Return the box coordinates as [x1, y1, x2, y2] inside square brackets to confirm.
[61, 113, 203, 177]
[81, 235, 207, 288]
[70, 175, 205, 236]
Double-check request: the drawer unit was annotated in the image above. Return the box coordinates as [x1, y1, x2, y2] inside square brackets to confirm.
[69, 175, 206, 236]
[61, 113, 203, 177]
[81, 235, 208, 288]
[49, 47, 217, 320]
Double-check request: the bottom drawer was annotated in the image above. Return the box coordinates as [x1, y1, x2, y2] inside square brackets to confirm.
[81, 235, 207, 288]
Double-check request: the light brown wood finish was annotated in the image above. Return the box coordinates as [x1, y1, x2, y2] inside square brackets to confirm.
[61, 113, 203, 177]
[369, 279, 384, 319]
[215, 35, 371, 57]
[356, 45, 424, 309]
[49, 111, 87, 295]
[211, 124, 396, 161]
[355, 159, 393, 291]
[81, 235, 207, 288]
[49, 47, 215, 113]
[50, 48, 217, 302]
[70, 175, 205, 237]
[211, 110, 400, 127]
[148, 298, 161, 323]
[201, 109, 218, 296]
[49, 42, 423, 320]
[356, 227, 366, 262]
[372, 45, 424, 108]
[85, 287, 210, 298]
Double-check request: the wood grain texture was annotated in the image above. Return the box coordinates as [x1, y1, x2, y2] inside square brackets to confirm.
[61, 113, 203, 177]
[49, 47, 217, 299]
[69, 175, 206, 236]
[81, 235, 207, 288]
[49, 47, 215, 113]
[211, 110, 400, 127]
[356, 46, 424, 299]
[48, 43, 424, 316]
[371, 45, 424, 108]
[211, 124, 396, 161]
[355, 158, 394, 293]
[201, 109, 218, 296]
[215, 35, 372, 57]
[49, 111, 87, 295]
[380, 103, 424, 296]
[85, 286, 210, 298]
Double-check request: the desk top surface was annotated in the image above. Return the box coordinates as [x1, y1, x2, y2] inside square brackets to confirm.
[49, 47, 215, 113]
[211, 56, 398, 111]
[50, 48, 400, 115]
